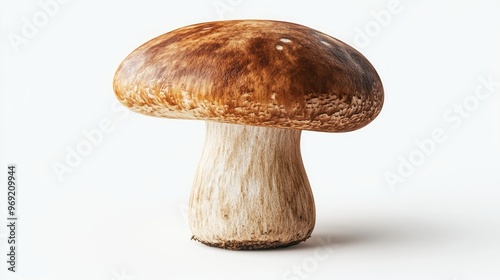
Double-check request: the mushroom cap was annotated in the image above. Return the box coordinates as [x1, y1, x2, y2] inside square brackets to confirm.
[113, 20, 383, 132]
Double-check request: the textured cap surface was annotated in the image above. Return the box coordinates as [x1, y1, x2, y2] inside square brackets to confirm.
[113, 20, 384, 132]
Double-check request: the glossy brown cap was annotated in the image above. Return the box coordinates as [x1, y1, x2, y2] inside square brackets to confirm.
[113, 20, 384, 132]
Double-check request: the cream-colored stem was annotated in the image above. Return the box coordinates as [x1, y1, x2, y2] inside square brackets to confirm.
[188, 122, 315, 250]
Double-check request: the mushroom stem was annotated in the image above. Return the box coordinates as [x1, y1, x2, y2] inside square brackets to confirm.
[189, 121, 316, 250]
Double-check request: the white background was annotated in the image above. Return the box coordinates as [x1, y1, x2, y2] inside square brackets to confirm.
[1, 0, 499, 279]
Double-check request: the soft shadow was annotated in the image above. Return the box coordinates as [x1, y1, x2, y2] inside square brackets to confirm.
[277, 231, 378, 252]
[274, 218, 453, 252]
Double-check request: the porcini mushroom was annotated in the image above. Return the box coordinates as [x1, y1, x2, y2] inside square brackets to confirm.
[113, 20, 383, 250]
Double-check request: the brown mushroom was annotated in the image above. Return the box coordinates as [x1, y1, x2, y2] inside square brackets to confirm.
[113, 20, 384, 250]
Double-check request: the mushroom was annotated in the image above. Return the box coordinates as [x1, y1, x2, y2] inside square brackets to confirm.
[113, 20, 384, 250]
